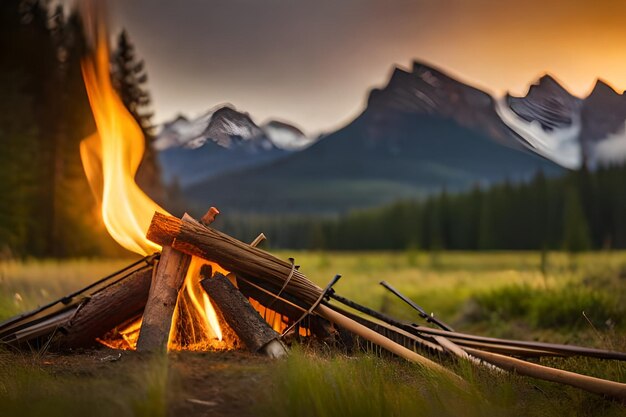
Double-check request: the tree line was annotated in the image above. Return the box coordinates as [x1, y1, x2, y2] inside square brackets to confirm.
[218, 165, 625, 252]
[0, 0, 161, 258]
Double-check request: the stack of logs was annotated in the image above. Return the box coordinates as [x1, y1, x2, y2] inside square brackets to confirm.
[3, 209, 626, 401]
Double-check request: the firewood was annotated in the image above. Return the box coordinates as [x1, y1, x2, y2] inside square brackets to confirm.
[201, 272, 287, 358]
[147, 212, 322, 306]
[146, 212, 464, 382]
[136, 245, 191, 352]
[61, 266, 153, 348]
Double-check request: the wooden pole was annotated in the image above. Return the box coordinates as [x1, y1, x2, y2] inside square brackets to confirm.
[316, 304, 466, 387]
[329, 292, 621, 359]
[465, 347, 626, 401]
[136, 245, 191, 353]
[201, 272, 287, 358]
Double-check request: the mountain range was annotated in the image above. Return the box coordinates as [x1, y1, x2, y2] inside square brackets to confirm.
[156, 61, 626, 215]
[497, 75, 626, 169]
[156, 105, 310, 186]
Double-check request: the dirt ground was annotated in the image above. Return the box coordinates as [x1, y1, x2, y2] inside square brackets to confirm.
[167, 350, 275, 417]
[1, 348, 277, 417]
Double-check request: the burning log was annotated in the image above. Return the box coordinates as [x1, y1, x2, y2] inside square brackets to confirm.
[136, 246, 191, 352]
[137, 211, 218, 353]
[201, 272, 287, 358]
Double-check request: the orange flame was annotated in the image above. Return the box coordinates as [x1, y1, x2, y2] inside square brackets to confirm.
[168, 258, 230, 350]
[79, 21, 164, 256]
[79, 4, 301, 351]
[78, 4, 228, 350]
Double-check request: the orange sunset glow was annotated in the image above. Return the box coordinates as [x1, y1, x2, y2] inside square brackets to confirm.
[70, 0, 626, 134]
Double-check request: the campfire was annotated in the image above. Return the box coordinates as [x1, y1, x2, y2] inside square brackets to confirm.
[3, 2, 626, 405]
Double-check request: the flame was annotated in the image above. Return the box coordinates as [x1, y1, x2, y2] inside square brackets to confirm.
[79, 17, 164, 256]
[79, 4, 305, 351]
[78, 4, 233, 351]
[249, 299, 310, 337]
[167, 258, 230, 350]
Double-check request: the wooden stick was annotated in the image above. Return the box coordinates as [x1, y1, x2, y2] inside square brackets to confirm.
[201, 272, 287, 358]
[330, 292, 622, 360]
[442, 338, 563, 358]
[378, 283, 497, 368]
[136, 246, 191, 352]
[432, 335, 471, 360]
[465, 347, 626, 401]
[316, 304, 466, 387]
[411, 325, 626, 361]
[250, 233, 266, 247]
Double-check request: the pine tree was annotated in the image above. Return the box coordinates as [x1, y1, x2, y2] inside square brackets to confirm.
[562, 185, 591, 253]
[111, 30, 153, 134]
[111, 29, 165, 204]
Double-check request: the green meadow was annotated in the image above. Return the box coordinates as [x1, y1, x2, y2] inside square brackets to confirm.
[1, 251, 626, 417]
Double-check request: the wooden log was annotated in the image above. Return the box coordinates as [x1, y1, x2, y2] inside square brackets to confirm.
[61, 266, 153, 348]
[201, 272, 287, 358]
[146, 212, 323, 306]
[136, 245, 191, 353]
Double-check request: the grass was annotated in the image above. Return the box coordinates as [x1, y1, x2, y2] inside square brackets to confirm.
[279, 250, 626, 338]
[260, 347, 626, 417]
[1, 251, 626, 416]
[0, 258, 138, 317]
[0, 351, 173, 417]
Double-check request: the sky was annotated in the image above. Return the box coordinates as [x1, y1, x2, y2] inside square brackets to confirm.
[64, 0, 626, 135]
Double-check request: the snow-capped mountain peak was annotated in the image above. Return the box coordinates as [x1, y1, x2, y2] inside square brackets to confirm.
[262, 120, 311, 150]
[499, 74, 626, 168]
[154, 104, 309, 152]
